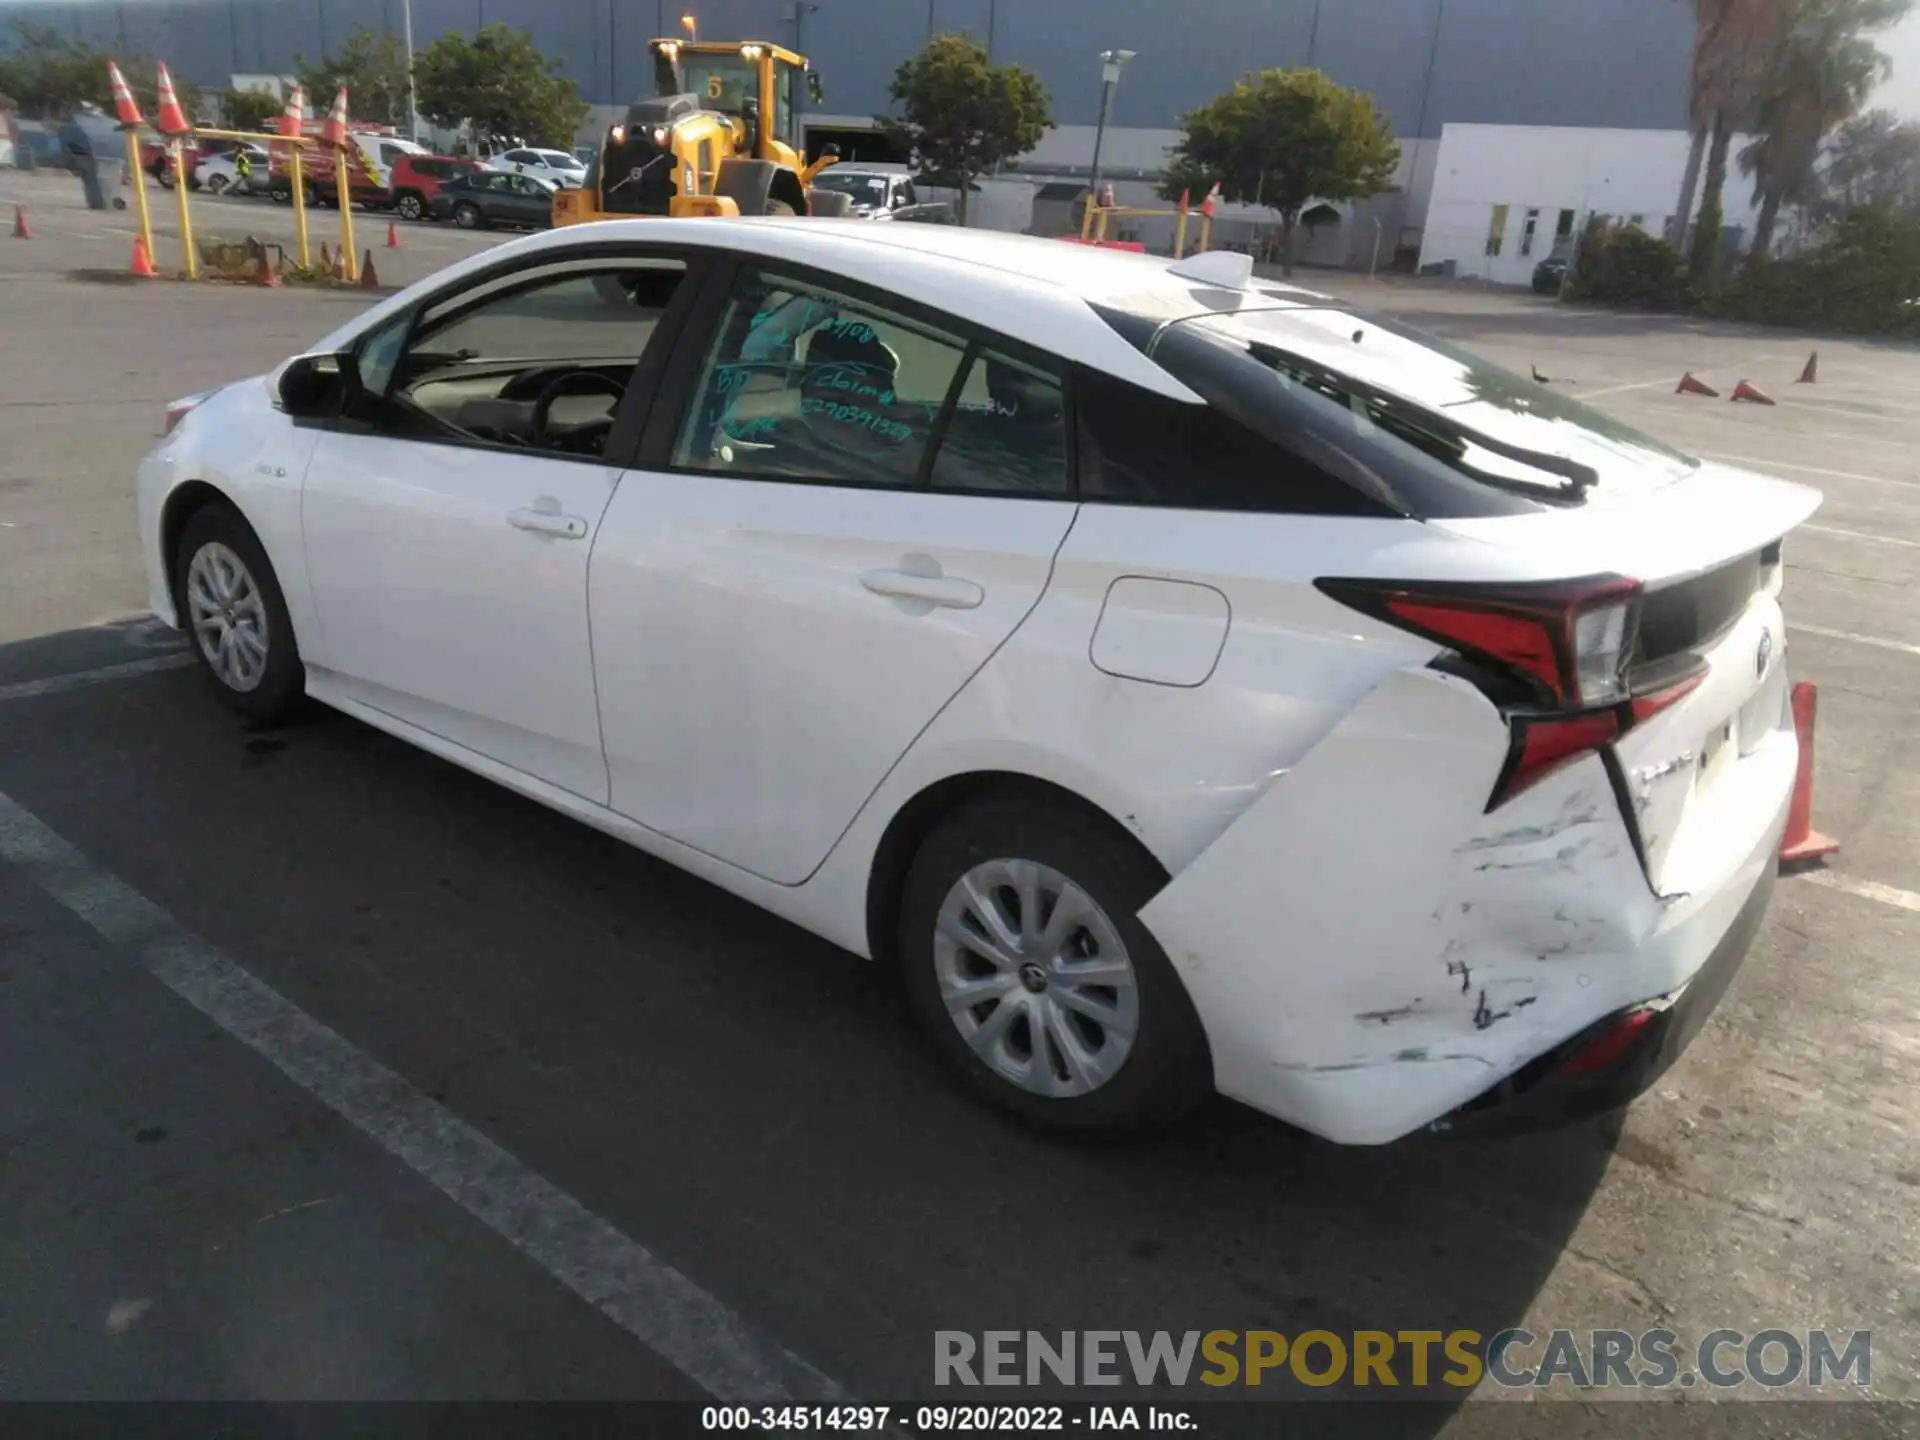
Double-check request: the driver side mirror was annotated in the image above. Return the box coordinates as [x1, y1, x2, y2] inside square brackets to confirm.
[807, 72, 825, 104]
[277, 350, 358, 420]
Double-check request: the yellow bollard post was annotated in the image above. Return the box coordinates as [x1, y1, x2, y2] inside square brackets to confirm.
[289, 146, 311, 270]
[1199, 213, 1213, 253]
[122, 128, 155, 265]
[1094, 207, 1111, 244]
[335, 146, 359, 283]
[171, 139, 198, 279]
[1080, 196, 1096, 241]
[1174, 210, 1190, 261]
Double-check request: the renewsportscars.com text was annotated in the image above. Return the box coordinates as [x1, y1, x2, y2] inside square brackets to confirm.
[934, 1328, 1872, 1390]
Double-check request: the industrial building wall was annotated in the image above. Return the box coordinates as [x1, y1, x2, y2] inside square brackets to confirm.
[1418, 124, 1766, 284]
[4, 0, 1694, 136]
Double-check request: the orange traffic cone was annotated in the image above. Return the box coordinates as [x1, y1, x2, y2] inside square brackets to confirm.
[153, 62, 191, 136]
[386, 220, 401, 249]
[318, 241, 332, 273]
[11, 205, 31, 239]
[331, 247, 347, 281]
[1779, 683, 1839, 866]
[1731, 379, 1776, 405]
[1676, 372, 1719, 397]
[1797, 351, 1818, 384]
[253, 249, 281, 288]
[359, 250, 378, 288]
[130, 236, 158, 278]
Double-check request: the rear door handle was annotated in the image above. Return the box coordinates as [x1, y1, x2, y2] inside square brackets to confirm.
[508, 506, 588, 540]
[860, 569, 984, 610]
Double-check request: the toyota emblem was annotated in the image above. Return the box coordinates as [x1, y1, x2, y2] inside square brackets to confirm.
[1756, 628, 1773, 677]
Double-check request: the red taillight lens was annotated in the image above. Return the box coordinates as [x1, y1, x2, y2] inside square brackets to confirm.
[162, 394, 208, 437]
[1499, 710, 1623, 805]
[1317, 575, 1705, 813]
[1554, 1006, 1661, 1077]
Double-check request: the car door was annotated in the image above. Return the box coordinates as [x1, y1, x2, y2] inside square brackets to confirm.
[589, 260, 1080, 885]
[297, 249, 698, 801]
[506, 175, 551, 226]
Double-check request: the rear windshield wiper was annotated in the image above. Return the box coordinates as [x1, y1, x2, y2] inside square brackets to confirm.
[1247, 342, 1599, 502]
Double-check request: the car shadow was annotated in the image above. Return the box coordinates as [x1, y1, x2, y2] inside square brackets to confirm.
[0, 623, 1621, 1425]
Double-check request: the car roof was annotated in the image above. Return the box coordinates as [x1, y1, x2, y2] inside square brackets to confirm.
[312, 219, 1340, 400]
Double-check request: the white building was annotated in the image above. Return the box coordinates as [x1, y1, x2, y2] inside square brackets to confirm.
[1418, 124, 1766, 283]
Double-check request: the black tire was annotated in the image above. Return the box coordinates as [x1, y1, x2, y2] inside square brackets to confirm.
[172, 504, 305, 724]
[155, 166, 175, 189]
[396, 192, 424, 221]
[897, 793, 1213, 1136]
[454, 201, 484, 230]
[206, 174, 230, 195]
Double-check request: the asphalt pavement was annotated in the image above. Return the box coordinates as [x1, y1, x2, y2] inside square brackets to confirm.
[2, 166, 1917, 1431]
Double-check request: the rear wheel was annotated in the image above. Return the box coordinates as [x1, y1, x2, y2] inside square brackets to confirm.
[898, 794, 1213, 1135]
[206, 174, 230, 195]
[172, 504, 305, 723]
[454, 201, 484, 230]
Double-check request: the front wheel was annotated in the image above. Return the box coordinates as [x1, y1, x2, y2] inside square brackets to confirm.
[395, 192, 424, 221]
[206, 174, 230, 195]
[454, 201, 484, 230]
[155, 166, 175, 189]
[173, 504, 305, 723]
[898, 795, 1213, 1136]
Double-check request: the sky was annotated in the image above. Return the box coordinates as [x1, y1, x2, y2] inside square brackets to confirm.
[1876, 13, 1920, 118]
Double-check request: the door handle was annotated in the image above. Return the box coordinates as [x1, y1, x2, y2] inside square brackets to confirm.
[508, 506, 588, 539]
[860, 568, 984, 610]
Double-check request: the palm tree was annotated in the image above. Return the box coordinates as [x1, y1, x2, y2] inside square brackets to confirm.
[1740, 0, 1907, 261]
[1682, 0, 1796, 286]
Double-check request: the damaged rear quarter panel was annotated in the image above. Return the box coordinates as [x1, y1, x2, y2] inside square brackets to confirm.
[1138, 666, 1672, 1144]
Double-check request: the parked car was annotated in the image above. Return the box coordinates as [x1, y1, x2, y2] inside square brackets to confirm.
[141, 136, 201, 189]
[389, 152, 489, 221]
[1532, 252, 1572, 295]
[138, 220, 1816, 1144]
[809, 165, 921, 218]
[495, 146, 587, 188]
[199, 144, 271, 196]
[428, 170, 557, 230]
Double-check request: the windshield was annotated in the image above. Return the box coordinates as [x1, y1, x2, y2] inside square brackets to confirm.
[677, 54, 758, 115]
[1134, 304, 1698, 515]
[812, 172, 890, 207]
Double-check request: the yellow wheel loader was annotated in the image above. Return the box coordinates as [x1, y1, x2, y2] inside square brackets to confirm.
[553, 37, 846, 226]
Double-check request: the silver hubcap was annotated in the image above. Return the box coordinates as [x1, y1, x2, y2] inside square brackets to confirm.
[934, 858, 1140, 1098]
[185, 542, 270, 692]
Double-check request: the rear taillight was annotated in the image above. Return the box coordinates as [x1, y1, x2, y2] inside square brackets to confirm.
[1317, 576, 1702, 810]
[162, 390, 213, 437]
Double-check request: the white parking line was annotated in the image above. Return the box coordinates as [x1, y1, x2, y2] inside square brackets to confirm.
[0, 787, 843, 1404]
[1798, 870, 1920, 914]
[1581, 356, 1787, 399]
[1801, 523, 1920, 549]
[0, 653, 194, 704]
[1789, 623, 1920, 658]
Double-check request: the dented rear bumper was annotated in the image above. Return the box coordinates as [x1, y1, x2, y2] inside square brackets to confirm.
[1137, 666, 1795, 1146]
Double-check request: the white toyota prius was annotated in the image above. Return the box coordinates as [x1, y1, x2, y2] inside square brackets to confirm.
[137, 219, 1819, 1144]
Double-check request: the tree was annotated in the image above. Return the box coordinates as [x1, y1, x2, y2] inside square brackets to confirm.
[219, 86, 284, 134]
[0, 20, 109, 119]
[414, 23, 589, 149]
[1682, 0, 1796, 287]
[1739, 0, 1904, 262]
[297, 25, 412, 130]
[0, 20, 203, 123]
[1159, 68, 1399, 275]
[885, 34, 1053, 225]
[1821, 108, 1920, 212]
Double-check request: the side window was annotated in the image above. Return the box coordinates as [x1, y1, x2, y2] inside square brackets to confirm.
[1076, 360, 1386, 515]
[671, 270, 969, 489]
[380, 142, 406, 166]
[928, 349, 1070, 496]
[366, 261, 686, 457]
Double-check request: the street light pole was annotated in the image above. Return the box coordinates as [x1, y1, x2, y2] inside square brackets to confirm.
[400, 0, 420, 142]
[1087, 48, 1134, 208]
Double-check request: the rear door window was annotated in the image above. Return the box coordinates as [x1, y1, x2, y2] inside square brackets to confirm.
[670, 268, 970, 489]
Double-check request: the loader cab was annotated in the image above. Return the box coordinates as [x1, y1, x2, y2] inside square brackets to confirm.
[649, 38, 818, 157]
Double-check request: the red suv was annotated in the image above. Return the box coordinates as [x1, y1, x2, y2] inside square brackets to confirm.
[140, 136, 202, 189]
[389, 154, 487, 221]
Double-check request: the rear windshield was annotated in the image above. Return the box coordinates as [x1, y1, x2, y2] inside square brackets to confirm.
[1098, 300, 1699, 518]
